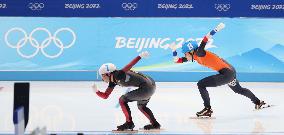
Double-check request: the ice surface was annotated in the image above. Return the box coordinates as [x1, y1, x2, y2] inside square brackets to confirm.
[0, 81, 283, 134]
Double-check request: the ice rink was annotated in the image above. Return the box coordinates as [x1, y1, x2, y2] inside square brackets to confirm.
[0, 81, 283, 134]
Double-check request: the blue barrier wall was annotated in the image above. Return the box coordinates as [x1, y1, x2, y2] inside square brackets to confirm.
[1, 71, 284, 82]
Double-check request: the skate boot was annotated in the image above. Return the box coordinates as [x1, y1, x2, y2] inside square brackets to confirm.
[255, 100, 267, 110]
[196, 107, 213, 117]
[143, 121, 161, 130]
[117, 121, 135, 131]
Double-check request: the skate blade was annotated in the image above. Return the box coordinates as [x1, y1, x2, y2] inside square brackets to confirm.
[139, 128, 165, 132]
[254, 104, 275, 111]
[189, 116, 216, 119]
[112, 129, 138, 133]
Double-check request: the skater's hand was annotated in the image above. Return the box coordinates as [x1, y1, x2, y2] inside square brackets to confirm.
[92, 83, 99, 93]
[169, 42, 177, 52]
[139, 51, 150, 58]
[173, 56, 179, 62]
[215, 23, 225, 32]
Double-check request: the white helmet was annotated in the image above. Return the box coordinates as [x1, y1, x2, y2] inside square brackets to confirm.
[98, 63, 117, 77]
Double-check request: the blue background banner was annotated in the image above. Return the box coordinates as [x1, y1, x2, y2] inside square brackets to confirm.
[0, 0, 284, 17]
[0, 17, 284, 81]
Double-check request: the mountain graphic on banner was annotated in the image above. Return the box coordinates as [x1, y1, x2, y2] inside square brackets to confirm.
[227, 48, 284, 73]
[267, 44, 284, 62]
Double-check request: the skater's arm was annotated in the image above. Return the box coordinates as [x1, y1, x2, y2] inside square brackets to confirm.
[122, 51, 149, 72]
[197, 23, 225, 57]
[122, 56, 141, 72]
[95, 83, 116, 99]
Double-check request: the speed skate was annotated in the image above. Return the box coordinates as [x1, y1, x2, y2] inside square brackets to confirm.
[254, 104, 275, 111]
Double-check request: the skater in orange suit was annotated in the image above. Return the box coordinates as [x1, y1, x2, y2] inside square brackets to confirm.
[169, 23, 267, 117]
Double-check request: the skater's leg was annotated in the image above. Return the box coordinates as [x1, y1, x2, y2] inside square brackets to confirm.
[137, 100, 160, 130]
[119, 95, 133, 122]
[117, 95, 135, 130]
[197, 68, 234, 108]
[228, 78, 260, 104]
[137, 100, 158, 124]
[197, 77, 213, 108]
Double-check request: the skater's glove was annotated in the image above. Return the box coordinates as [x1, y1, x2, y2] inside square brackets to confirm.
[169, 42, 177, 52]
[139, 51, 150, 58]
[215, 23, 225, 32]
[92, 83, 99, 93]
